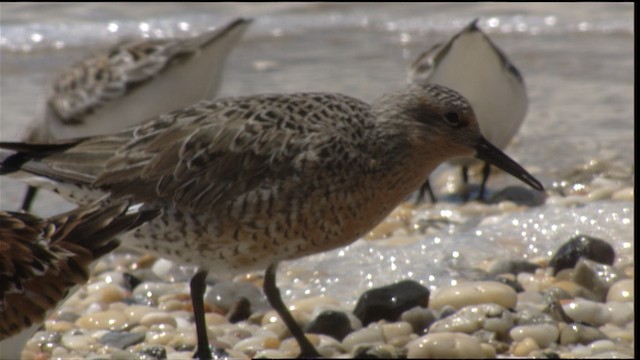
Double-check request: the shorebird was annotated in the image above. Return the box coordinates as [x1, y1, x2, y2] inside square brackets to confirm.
[0, 83, 543, 357]
[20, 17, 252, 211]
[0, 201, 159, 359]
[409, 19, 528, 202]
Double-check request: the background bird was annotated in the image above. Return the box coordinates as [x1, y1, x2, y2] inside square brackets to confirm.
[409, 19, 528, 202]
[20, 17, 252, 211]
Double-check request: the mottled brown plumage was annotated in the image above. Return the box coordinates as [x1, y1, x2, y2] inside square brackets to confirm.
[0, 202, 159, 340]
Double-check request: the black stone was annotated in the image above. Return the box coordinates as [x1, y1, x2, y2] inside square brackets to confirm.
[353, 280, 429, 326]
[226, 296, 252, 323]
[100, 331, 146, 349]
[304, 310, 353, 341]
[122, 272, 143, 291]
[549, 235, 615, 275]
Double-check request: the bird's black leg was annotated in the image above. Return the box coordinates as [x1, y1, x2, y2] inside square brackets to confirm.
[21, 185, 38, 211]
[264, 263, 320, 358]
[477, 162, 492, 201]
[191, 270, 212, 360]
[415, 179, 438, 204]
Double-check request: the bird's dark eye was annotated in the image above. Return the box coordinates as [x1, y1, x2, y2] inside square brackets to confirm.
[443, 112, 461, 128]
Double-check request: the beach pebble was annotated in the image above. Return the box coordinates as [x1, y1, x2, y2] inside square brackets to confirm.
[606, 279, 634, 302]
[598, 324, 634, 344]
[100, 331, 146, 349]
[604, 301, 634, 326]
[152, 258, 197, 282]
[132, 282, 185, 305]
[485, 275, 524, 293]
[76, 310, 129, 330]
[401, 306, 437, 334]
[509, 323, 559, 348]
[511, 337, 540, 356]
[562, 298, 611, 326]
[252, 349, 291, 359]
[290, 295, 341, 314]
[549, 235, 615, 275]
[341, 323, 385, 352]
[381, 321, 414, 347]
[406, 332, 485, 359]
[304, 310, 353, 341]
[233, 335, 280, 353]
[61, 333, 98, 351]
[140, 312, 178, 328]
[551, 280, 599, 301]
[353, 280, 429, 325]
[44, 319, 76, 333]
[430, 304, 514, 337]
[559, 323, 608, 345]
[571, 258, 625, 301]
[279, 334, 320, 356]
[123, 305, 158, 324]
[488, 260, 540, 276]
[353, 343, 399, 359]
[611, 187, 634, 201]
[429, 281, 517, 311]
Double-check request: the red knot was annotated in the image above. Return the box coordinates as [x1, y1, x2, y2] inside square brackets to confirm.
[409, 18, 528, 202]
[20, 18, 252, 212]
[0, 82, 543, 357]
[0, 201, 158, 358]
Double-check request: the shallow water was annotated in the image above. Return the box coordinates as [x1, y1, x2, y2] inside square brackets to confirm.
[0, 3, 634, 305]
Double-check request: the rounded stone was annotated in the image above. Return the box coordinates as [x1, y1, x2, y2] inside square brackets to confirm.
[509, 323, 559, 348]
[353, 280, 429, 326]
[549, 235, 615, 275]
[304, 310, 353, 341]
[76, 310, 129, 331]
[559, 323, 608, 345]
[606, 279, 634, 302]
[60, 334, 97, 351]
[511, 337, 540, 357]
[430, 303, 514, 337]
[233, 336, 279, 352]
[341, 324, 385, 352]
[132, 282, 184, 305]
[605, 301, 634, 327]
[562, 298, 611, 326]
[406, 332, 485, 359]
[430, 281, 517, 311]
[571, 258, 625, 301]
[140, 312, 178, 328]
[381, 321, 414, 344]
[400, 306, 437, 334]
[100, 331, 146, 349]
[45, 319, 76, 333]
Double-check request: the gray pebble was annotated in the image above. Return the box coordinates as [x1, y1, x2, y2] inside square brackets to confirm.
[572, 258, 625, 302]
[400, 306, 437, 335]
[559, 323, 608, 345]
[100, 331, 146, 349]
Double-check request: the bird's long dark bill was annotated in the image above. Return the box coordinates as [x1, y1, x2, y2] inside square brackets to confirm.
[475, 137, 544, 191]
